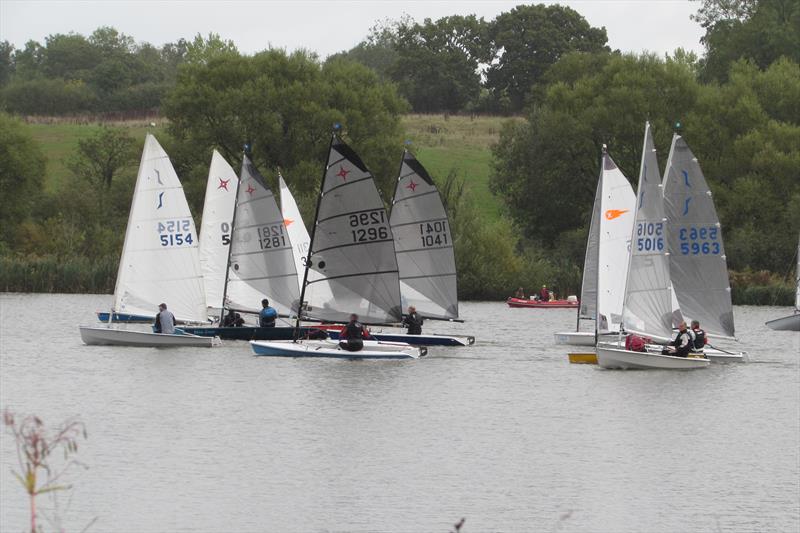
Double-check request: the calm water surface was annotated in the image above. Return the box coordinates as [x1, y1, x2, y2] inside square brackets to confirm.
[1, 293, 798, 532]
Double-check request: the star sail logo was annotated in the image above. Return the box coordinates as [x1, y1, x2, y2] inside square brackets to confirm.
[218, 178, 230, 191]
[245, 183, 256, 195]
[406, 179, 418, 192]
[336, 166, 350, 181]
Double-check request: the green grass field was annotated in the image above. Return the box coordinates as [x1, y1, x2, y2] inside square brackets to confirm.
[26, 114, 514, 219]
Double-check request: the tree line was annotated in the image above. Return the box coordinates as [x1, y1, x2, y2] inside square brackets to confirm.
[0, 0, 798, 301]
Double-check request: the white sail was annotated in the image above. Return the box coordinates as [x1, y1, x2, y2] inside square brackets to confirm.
[225, 156, 300, 317]
[390, 150, 458, 319]
[596, 151, 636, 334]
[580, 153, 604, 323]
[278, 175, 311, 292]
[198, 150, 238, 310]
[663, 134, 735, 338]
[112, 134, 207, 323]
[302, 137, 402, 324]
[621, 122, 674, 341]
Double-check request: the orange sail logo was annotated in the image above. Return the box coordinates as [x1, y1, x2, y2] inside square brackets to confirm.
[605, 209, 629, 220]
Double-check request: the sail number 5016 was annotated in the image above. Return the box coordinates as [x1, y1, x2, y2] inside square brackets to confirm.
[349, 210, 390, 243]
[158, 219, 193, 246]
[635, 222, 663, 252]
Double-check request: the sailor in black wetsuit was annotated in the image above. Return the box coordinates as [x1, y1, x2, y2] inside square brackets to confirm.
[339, 313, 370, 352]
[402, 305, 424, 335]
[662, 321, 693, 357]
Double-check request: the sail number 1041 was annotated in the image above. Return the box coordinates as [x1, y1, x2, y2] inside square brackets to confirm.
[158, 219, 194, 246]
[420, 221, 449, 248]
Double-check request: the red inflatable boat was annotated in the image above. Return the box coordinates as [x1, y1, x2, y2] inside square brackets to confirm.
[506, 297, 579, 309]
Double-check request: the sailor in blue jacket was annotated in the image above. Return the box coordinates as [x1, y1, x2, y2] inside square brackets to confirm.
[259, 299, 277, 327]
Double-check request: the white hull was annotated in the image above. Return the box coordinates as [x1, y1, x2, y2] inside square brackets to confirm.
[250, 340, 423, 359]
[79, 326, 215, 347]
[765, 313, 800, 331]
[554, 331, 595, 346]
[596, 344, 709, 370]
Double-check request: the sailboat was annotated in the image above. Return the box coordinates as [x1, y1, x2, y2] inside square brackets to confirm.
[80, 134, 215, 347]
[556, 146, 636, 347]
[279, 174, 310, 293]
[596, 123, 709, 369]
[662, 133, 746, 360]
[765, 235, 800, 331]
[198, 150, 238, 314]
[182, 155, 314, 341]
[250, 133, 424, 359]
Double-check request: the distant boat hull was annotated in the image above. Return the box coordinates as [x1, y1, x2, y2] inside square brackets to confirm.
[596, 344, 709, 370]
[250, 340, 423, 359]
[79, 326, 215, 347]
[96, 312, 153, 323]
[506, 297, 578, 309]
[568, 352, 598, 364]
[180, 326, 314, 341]
[554, 331, 595, 345]
[765, 313, 800, 331]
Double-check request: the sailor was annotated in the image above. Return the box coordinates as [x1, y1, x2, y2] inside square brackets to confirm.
[222, 309, 245, 327]
[259, 299, 278, 328]
[402, 305, 424, 335]
[538, 285, 550, 302]
[661, 321, 693, 357]
[339, 313, 370, 352]
[154, 303, 175, 334]
[514, 287, 525, 299]
[690, 320, 707, 352]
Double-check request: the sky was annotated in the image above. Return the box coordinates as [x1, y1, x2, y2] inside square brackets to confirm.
[0, 0, 705, 58]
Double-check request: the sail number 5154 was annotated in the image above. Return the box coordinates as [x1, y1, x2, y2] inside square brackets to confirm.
[158, 219, 194, 246]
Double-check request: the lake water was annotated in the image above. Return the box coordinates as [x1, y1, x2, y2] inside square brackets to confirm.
[1, 293, 798, 532]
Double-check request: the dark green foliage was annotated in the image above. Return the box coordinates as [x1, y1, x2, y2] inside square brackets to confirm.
[0, 254, 117, 293]
[0, 113, 46, 248]
[485, 4, 609, 112]
[67, 127, 138, 187]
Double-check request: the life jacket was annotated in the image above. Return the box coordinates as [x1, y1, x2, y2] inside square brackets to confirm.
[692, 328, 707, 351]
[343, 321, 365, 340]
[625, 334, 647, 352]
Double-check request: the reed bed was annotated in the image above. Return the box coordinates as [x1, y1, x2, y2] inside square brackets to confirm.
[0, 255, 117, 293]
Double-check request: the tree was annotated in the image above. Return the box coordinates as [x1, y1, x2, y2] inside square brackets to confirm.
[184, 32, 239, 64]
[68, 127, 138, 188]
[326, 17, 410, 81]
[0, 41, 14, 86]
[0, 113, 46, 248]
[698, 0, 800, 81]
[486, 4, 609, 112]
[389, 15, 489, 113]
[163, 49, 408, 211]
[41, 33, 100, 81]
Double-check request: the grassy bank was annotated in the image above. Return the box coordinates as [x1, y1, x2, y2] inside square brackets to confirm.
[0, 255, 118, 293]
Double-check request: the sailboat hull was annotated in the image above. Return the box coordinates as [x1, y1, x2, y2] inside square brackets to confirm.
[79, 326, 215, 347]
[96, 312, 153, 323]
[250, 340, 423, 359]
[322, 329, 473, 347]
[596, 344, 709, 369]
[765, 313, 800, 331]
[554, 331, 595, 345]
[506, 297, 578, 309]
[180, 326, 314, 341]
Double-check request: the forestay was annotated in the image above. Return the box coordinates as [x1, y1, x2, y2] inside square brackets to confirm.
[198, 150, 238, 310]
[621, 122, 674, 341]
[225, 156, 299, 316]
[112, 134, 207, 323]
[389, 150, 458, 319]
[596, 151, 636, 333]
[302, 137, 402, 324]
[663, 134, 735, 339]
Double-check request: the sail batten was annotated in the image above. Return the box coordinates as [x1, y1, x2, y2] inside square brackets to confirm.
[390, 150, 459, 320]
[113, 134, 207, 323]
[225, 156, 300, 316]
[663, 134, 735, 338]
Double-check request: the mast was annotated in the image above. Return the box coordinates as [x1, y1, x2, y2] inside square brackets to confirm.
[294, 130, 337, 338]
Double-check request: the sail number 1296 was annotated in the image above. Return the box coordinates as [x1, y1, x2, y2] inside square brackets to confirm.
[350, 210, 390, 243]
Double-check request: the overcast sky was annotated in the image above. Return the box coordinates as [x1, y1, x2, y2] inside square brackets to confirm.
[1, 1, 705, 58]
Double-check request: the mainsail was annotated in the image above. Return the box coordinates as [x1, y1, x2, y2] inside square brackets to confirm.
[198, 150, 238, 310]
[579, 157, 603, 324]
[596, 150, 636, 334]
[302, 136, 402, 324]
[389, 150, 458, 319]
[663, 134, 735, 338]
[112, 134, 207, 323]
[279, 174, 311, 292]
[225, 156, 299, 316]
[621, 122, 674, 341]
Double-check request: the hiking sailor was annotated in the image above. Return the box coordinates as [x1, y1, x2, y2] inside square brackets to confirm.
[661, 321, 694, 357]
[339, 313, 371, 352]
